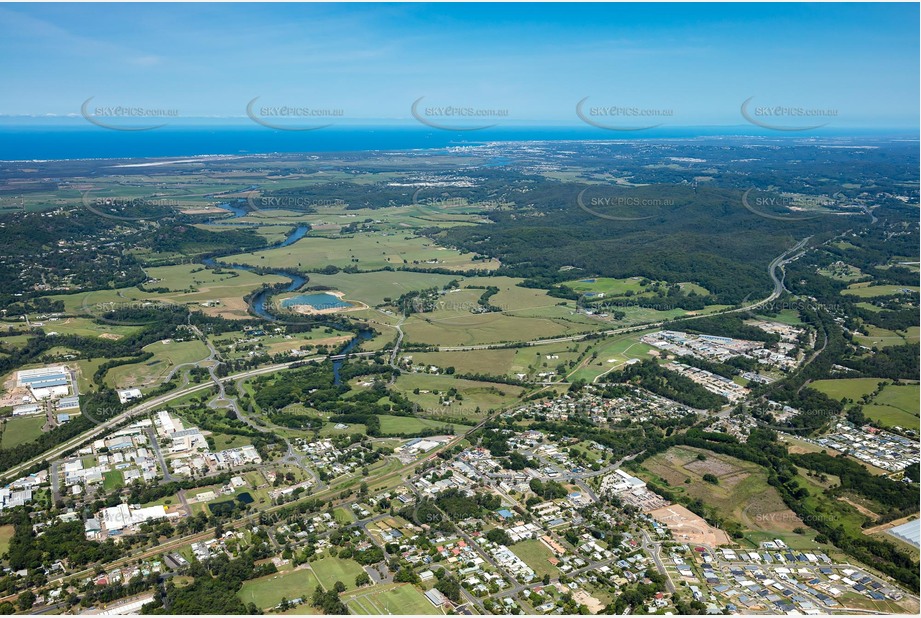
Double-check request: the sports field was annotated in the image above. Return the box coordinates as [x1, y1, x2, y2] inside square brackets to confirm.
[309, 556, 366, 592]
[344, 583, 441, 615]
[238, 568, 321, 610]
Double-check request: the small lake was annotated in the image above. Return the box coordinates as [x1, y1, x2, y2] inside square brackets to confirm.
[280, 292, 351, 311]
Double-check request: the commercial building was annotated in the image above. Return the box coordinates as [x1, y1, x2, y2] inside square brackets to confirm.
[17, 366, 72, 400]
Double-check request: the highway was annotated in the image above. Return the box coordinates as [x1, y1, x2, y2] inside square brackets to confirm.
[436, 237, 811, 353]
[0, 358, 321, 483]
[4, 236, 811, 485]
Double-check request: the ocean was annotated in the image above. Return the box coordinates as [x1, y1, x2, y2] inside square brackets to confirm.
[0, 124, 912, 161]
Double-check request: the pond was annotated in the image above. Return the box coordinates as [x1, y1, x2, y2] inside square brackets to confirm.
[280, 292, 351, 312]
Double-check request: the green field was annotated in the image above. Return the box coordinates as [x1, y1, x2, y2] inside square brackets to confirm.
[394, 373, 524, 417]
[855, 325, 914, 349]
[753, 309, 804, 326]
[841, 283, 920, 298]
[809, 378, 884, 402]
[409, 340, 594, 381]
[810, 379, 919, 430]
[0, 524, 14, 558]
[238, 568, 321, 610]
[309, 556, 366, 592]
[511, 539, 560, 579]
[105, 339, 210, 390]
[377, 414, 473, 435]
[103, 470, 124, 491]
[34, 316, 142, 340]
[75, 356, 133, 393]
[304, 270, 460, 308]
[1, 415, 46, 449]
[345, 584, 441, 615]
[219, 232, 494, 273]
[409, 348, 520, 377]
[568, 332, 657, 383]
[332, 507, 356, 524]
[863, 384, 920, 431]
[817, 263, 865, 282]
[45, 266, 289, 321]
[563, 276, 661, 297]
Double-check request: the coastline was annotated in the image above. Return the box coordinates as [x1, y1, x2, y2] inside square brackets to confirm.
[1, 126, 913, 163]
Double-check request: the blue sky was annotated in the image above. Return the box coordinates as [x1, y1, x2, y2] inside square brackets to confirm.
[0, 2, 918, 127]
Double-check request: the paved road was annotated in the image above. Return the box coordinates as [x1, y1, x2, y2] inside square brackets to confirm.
[144, 426, 174, 483]
[0, 358, 324, 483]
[437, 238, 811, 353]
[641, 531, 676, 593]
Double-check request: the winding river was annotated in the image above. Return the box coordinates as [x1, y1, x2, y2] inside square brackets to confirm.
[201, 206, 369, 383]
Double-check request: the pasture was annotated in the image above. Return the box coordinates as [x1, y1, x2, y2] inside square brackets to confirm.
[1, 415, 46, 449]
[219, 232, 495, 273]
[841, 283, 920, 298]
[394, 373, 523, 417]
[104, 339, 210, 390]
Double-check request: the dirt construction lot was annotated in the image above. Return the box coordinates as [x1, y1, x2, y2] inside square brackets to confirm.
[650, 503, 730, 547]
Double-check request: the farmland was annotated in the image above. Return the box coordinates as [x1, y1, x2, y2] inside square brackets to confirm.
[810, 379, 920, 431]
[217, 232, 496, 274]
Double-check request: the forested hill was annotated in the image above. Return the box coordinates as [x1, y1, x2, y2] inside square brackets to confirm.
[439, 182, 867, 304]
